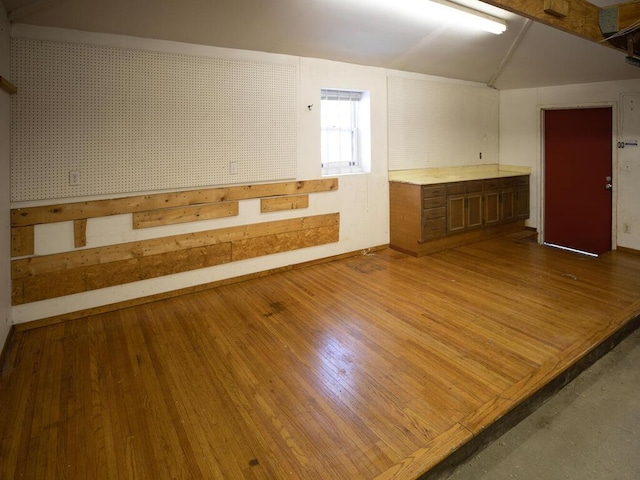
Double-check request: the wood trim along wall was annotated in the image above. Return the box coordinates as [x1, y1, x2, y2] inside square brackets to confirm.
[13, 245, 389, 333]
[617, 246, 640, 255]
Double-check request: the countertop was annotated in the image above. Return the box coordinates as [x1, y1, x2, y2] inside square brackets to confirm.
[389, 164, 531, 186]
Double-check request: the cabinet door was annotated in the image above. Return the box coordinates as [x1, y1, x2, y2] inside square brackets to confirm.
[467, 193, 483, 229]
[484, 191, 500, 226]
[501, 189, 515, 222]
[516, 187, 530, 219]
[447, 196, 466, 233]
[515, 176, 530, 219]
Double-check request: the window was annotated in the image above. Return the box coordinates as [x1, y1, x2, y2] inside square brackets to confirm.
[321, 88, 371, 176]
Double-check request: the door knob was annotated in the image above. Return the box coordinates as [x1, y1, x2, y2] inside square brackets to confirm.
[605, 183, 613, 190]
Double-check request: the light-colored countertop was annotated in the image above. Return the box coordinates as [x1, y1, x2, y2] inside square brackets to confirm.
[388, 164, 531, 185]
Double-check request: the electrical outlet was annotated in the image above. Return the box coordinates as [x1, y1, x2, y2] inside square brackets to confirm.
[69, 171, 80, 186]
[230, 161, 238, 175]
[623, 223, 631, 234]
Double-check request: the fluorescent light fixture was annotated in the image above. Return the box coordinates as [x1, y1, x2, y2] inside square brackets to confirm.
[429, 0, 507, 34]
[352, 0, 507, 35]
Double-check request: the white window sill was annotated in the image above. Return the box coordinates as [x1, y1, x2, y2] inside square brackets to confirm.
[322, 166, 370, 177]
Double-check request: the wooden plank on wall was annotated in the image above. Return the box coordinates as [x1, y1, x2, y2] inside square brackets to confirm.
[133, 202, 239, 229]
[13, 243, 233, 305]
[74, 219, 88, 248]
[11, 213, 340, 305]
[12, 214, 339, 280]
[11, 226, 34, 257]
[11, 178, 339, 227]
[232, 224, 339, 262]
[261, 195, 309, 213]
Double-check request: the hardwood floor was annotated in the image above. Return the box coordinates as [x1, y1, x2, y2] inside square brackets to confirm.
[2, 233, 640, 479]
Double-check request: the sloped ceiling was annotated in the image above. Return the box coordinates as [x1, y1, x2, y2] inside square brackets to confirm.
[2, 0, 639, 89]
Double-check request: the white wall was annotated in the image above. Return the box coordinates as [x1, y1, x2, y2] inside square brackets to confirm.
[500, 78, 640, 250]
[10, 26, 499, 324]
[0, 3, 12, 349]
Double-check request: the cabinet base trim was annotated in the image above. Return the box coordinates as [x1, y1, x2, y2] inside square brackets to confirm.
[391, 221, 526, 257]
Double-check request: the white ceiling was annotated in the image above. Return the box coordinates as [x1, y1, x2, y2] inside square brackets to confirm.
[2, 0, 639, 89]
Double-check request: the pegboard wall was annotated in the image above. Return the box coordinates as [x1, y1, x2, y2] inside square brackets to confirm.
[388, 76, 499, 171]
[11, 38, 298, 202]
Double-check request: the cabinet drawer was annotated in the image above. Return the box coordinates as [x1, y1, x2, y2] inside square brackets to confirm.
[423, 196, 446, 209]
[423, 185, 447, 198]
[466, 180, 483, 193]
[500, 177, 515, 188]
[483, 179, 500, 191]
[424, 206, 446, 219]
[423, 218, 446, 239]
[515, 175, 529, 187]
[446, 183, 466, 195]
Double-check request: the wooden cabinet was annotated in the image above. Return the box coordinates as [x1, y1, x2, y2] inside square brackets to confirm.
[389, 173, 530, 256]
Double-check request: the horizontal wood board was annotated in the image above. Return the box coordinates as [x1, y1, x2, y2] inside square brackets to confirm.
[133, 201, 239, 229]
[261, 195, 309, 213]
[2, 234, 640, 479]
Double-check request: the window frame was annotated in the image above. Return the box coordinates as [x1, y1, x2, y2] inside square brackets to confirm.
[320, 88, 371, 176]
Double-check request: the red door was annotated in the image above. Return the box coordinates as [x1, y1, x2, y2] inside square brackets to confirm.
[544, 108, 612, 255]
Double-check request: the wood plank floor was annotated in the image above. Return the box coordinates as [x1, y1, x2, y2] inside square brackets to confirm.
[2, 232, 640, 479]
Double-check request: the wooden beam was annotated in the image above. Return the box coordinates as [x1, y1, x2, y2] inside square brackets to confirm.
[543, 0, 569, 18]
[617, 1, 640, 31]
[479, 0, 605, 42]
